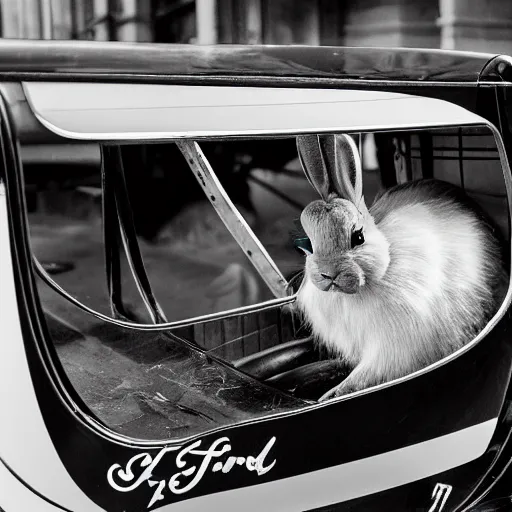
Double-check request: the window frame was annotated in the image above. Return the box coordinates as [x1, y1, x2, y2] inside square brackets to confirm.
[13, 83, 512, 446]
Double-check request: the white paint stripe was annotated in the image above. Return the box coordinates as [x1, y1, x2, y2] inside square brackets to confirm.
[157, 419, 497, 512]
[0, 187, 104, 511]
[0, 458, 67, 511]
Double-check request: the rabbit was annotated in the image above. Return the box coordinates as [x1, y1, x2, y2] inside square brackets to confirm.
[295, 133, 507, 401]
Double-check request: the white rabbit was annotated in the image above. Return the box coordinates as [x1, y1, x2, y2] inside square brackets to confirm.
[295, 134, 507, 400]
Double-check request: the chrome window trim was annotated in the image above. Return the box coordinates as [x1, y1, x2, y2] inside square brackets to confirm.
[33, 257, 295, 331]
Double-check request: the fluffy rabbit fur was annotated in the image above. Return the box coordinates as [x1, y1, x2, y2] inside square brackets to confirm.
[296, 134, 506, 400]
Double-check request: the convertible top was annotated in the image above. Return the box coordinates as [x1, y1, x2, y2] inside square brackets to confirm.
[0, 39, 510, 85]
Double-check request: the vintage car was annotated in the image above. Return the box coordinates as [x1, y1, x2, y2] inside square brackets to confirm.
[1, 40, 512, 512]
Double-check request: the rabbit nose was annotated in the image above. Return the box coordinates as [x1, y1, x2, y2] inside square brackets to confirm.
[334, 262, 365, 294]
[313, 270, 340, 291]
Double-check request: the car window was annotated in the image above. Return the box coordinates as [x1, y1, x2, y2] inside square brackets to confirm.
[25, 126, 510, 440]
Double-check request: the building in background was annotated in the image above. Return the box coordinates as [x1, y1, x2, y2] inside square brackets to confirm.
[1, 0, 512, 54]
[5, 0, 512, 238]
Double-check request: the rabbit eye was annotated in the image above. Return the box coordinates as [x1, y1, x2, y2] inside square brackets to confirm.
[351, 228, 365, 248]
[294, 237, 313, 256]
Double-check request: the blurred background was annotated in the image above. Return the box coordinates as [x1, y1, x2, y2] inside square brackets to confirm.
[15, 0, 512, 289]
[1, 0, 511, 53]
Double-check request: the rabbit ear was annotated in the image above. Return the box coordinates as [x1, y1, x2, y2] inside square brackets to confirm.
[297, 134, 366, 210]
[331, 134, 364, 207]
[296, 135, 331, 200]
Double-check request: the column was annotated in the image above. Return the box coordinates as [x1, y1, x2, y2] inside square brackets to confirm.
[92, 0, 109, 40]
[196, 0, 218, 44]
[0, 0, 42, 38]
[438, 0, 512, 53]
[343, 0, 440, 48]
[117, 0, 152, 42]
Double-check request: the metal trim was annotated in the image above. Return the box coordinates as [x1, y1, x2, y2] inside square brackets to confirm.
[33, 258, 295, 331]
[176, 140, 288, 299]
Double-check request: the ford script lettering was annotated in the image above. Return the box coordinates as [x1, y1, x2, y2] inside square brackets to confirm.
[107, 436, 277, 508]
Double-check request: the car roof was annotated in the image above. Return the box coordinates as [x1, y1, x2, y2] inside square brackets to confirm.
[0, 39, 506, 85]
